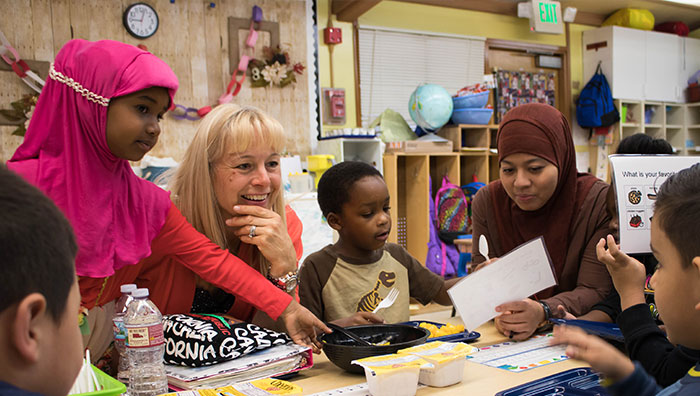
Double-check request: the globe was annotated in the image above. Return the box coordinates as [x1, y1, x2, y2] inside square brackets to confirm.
[408, 84, 453, 131]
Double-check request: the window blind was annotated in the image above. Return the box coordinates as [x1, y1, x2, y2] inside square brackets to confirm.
[358, 26, 485, 127]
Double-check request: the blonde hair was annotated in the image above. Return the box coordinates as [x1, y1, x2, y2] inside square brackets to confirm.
[170, 104, 287, 276]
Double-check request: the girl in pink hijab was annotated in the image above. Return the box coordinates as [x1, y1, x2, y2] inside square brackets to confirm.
[8, 39, 328, 356]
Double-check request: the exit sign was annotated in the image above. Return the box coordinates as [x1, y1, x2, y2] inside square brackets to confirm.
[530, 0, 563, 34]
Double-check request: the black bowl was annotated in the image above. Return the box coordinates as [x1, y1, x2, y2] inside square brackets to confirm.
[320, 324, 430, 374]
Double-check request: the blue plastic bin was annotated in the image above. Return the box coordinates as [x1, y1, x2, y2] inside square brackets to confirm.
[451, 108, 493, 125]
[452, 91, 489, 109]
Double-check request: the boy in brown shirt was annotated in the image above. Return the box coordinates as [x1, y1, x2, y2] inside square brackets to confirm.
[298, 161, 460, 327]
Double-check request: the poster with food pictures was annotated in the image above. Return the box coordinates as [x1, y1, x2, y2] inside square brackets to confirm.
[609, 155, 700, 254]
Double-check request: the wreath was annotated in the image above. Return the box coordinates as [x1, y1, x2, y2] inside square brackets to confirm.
[0, 94, 38, 136]
[248, 45, 305, 88]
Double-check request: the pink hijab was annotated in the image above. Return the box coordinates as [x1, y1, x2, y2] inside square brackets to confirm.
[8, 39, 179, 278]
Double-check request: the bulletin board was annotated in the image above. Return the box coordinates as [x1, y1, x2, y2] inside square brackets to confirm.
[495, 70, 556, 124]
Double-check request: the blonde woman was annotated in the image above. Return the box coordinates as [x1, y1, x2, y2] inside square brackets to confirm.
[130, 105, 301, 330]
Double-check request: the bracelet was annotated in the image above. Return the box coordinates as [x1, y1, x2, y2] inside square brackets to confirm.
[267, 265, 298, 293]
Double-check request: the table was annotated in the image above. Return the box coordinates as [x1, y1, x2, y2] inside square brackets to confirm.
[292, 308, 588, 395]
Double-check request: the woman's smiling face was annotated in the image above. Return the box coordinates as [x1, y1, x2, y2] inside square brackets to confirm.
[499, 153, 559, 211]
[212, 144, 281, 217]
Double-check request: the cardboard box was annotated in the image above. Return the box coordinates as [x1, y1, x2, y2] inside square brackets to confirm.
[385, 140, 453, 153]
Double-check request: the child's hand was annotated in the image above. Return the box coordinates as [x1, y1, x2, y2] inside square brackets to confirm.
[332, 312, 385, 327]
[552, 304, 576, 320]
[551, 325, 635, 383]
[494, 298, 543, 340]
[226, 205, 297, 276]
[596, 235, 646, 309]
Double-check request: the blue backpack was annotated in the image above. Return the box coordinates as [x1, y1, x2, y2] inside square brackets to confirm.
[576, 63, 619, 128]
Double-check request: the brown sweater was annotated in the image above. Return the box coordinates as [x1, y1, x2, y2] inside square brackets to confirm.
[471, 180, 612, 316]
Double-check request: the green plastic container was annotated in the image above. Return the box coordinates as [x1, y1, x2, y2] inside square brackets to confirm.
[73, 365, 126, 396]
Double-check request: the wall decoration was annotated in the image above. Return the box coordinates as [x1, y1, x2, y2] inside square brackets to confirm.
[228, 16, 279, 76]
[0, 94, 38, 136]
[249, 45, 305, 88]
[495, 70, 555, 124]
[123, 2, 159, 39]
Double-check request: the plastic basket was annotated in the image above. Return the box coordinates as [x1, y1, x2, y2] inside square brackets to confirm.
[451, 108, 493, 125]
[452, 91, 489, 109]
[73, 365, 126, 396]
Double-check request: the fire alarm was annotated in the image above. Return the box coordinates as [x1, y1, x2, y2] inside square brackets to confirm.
[323, 27, 342, 44]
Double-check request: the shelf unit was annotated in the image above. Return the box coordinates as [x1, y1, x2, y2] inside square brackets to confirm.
[437, 124, 500, 183]
[590, 100, 699, 180]
[687, 103, 700, 155]
[383, 124, 499, 264]
[316, 137, 384, 173]
[613, 100, 698, 155]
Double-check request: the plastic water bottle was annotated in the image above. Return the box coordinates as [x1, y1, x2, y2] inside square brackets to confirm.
[113, 283, 137, 384]
[125, 288, 168, 396]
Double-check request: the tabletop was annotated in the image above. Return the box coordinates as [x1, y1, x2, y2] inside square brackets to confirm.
[292, 307, 589, 395]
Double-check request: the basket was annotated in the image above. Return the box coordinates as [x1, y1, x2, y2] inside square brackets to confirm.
[74, 365, 126, 396]
[451, 108, 493, 125]
[452, 91, 489, 109]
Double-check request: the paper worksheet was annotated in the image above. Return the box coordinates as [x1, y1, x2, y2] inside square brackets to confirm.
[609, 155, 700, 254]
[448, 237, 557, 331]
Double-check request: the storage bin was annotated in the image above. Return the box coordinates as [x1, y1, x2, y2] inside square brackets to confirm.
[451, 108, 493, 125]
[74, 365, 126, 396]
[452, 91, 489, 109]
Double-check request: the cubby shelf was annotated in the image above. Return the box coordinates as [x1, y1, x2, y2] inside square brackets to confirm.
[383, 123, 499, 263]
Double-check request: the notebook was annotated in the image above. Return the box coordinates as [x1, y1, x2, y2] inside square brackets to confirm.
[165, 343, 312, 390]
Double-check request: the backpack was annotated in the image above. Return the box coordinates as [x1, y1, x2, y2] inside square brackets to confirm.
[435, 176, 469, 244]
[425, 177, 460, 278]
[576, 63, 619, 129]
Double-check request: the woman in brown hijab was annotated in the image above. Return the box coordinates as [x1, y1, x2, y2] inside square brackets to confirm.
[471, 103, 612, 340]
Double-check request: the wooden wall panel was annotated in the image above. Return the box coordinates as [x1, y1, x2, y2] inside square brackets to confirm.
[0, 0, 312, 162]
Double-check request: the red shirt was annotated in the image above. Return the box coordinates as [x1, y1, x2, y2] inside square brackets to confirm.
[79, 203, 302, 321]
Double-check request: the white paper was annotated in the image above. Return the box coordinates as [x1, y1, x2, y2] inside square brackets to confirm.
[609, 155, 700, 254]
[286, 192, 335, 264]
[447, 237, 557, 331]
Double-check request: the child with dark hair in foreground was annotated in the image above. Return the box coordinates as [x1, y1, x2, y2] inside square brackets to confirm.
[552, 163, 700, 395]
[0, 165, 83, 396]
[298, 161, 461, 327]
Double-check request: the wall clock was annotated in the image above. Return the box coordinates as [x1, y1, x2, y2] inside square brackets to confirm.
[123, 3, 159, 39]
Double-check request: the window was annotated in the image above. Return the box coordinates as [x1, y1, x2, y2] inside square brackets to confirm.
[358, 26, 485, 127]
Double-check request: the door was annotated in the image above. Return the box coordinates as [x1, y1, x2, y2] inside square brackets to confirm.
[487, 46, 566, 121]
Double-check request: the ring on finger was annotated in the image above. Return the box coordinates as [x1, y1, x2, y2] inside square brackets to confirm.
[249, 225, 257, 238]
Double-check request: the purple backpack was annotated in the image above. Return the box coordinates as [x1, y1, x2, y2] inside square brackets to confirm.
[425, 177, 460, 278]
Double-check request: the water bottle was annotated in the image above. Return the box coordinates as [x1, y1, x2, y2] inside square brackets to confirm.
[113, 283, 137, 384]
[125, 288, 168, 396]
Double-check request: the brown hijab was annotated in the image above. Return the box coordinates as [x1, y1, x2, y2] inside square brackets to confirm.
[489, 103, 598, 297]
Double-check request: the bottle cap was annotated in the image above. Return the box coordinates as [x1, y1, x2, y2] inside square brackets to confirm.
[132, 288, 149, 298]
[120, 284, 137, 293]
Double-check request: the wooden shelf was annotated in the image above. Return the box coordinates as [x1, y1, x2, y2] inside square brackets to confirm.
[384, 124, 498, 265]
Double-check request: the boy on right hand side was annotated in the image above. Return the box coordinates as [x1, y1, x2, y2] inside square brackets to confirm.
[551, 164, 700, 395]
